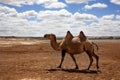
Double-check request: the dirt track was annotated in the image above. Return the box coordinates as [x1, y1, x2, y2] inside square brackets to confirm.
[0, 38, 120, 80]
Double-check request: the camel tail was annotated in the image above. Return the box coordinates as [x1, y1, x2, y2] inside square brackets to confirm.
[92, 42, 99, 52]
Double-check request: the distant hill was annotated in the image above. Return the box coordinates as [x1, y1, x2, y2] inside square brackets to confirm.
[87, 36, 120, 40]
[0, 36, 120, 40]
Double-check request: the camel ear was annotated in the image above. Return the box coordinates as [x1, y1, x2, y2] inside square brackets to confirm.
[79, 31, 87, 42]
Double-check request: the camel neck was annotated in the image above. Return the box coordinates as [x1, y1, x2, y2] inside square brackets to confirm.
[50, 36, 59, 51]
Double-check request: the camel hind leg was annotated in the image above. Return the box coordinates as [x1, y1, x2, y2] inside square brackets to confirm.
[86, 52, 93, 70]
[92, 52, 99, 70]
[92, 42, 99, 70]
[86, 51, 99, 71]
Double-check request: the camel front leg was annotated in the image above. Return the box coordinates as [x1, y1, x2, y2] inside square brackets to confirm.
[57, 50, 66, 68]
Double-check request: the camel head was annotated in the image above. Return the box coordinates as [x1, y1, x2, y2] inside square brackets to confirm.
[44, 34, 56, 40]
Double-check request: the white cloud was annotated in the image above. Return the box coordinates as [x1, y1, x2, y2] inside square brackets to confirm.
[18, 10, 38, 19]
[0, 5, 71, 36]
[0, 5, 18, 19]
[110, 0, 120, 5]
[37, 9, 72, 34]
[0, 0, 66, 8]
[0, 0, 33, 7]
[38, 9, 72, 19]
[0, 5, 17, 13]
[116, 15, 120, 20]
[89, 19, 120, 36]
[44, 2, 67, 8]
[0, 5, 120, 36]
[0, 5, 38, 19]
[73, 12, 97, 21]
[101, 14, 114, 20]
[65, 0, 89, 4]
[100, 21, 120, 36]
[84, 3, 108, 10]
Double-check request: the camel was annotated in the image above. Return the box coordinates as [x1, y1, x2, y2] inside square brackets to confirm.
[44, 31, 99, 71]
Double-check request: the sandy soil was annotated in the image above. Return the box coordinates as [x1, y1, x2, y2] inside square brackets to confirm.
[0, 38, 120, 80]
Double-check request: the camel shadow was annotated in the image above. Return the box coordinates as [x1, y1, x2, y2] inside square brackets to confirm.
[45, 68, 99, 74]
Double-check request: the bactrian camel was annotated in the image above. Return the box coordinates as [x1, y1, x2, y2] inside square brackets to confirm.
[44, 31, 99, 71]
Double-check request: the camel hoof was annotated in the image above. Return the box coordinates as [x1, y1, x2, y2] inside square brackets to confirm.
[86, 68, 90, 70]
[74, 66, 79, 70]
[84, 68, 90, 71]
[57, 66, 61, 69]
[97, 69, 101, 73]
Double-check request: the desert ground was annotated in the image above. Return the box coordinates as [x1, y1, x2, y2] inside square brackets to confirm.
[0, 38, 120, 80]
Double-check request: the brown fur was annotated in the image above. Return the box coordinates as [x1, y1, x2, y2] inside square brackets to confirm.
[59, 31, 99, 70]
[78, 31, 87, 42]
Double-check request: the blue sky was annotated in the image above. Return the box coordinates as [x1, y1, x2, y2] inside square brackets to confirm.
[0, 0, 120, 37]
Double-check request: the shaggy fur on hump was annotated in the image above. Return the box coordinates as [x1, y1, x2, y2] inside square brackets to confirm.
[79, 31, 87, 42]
